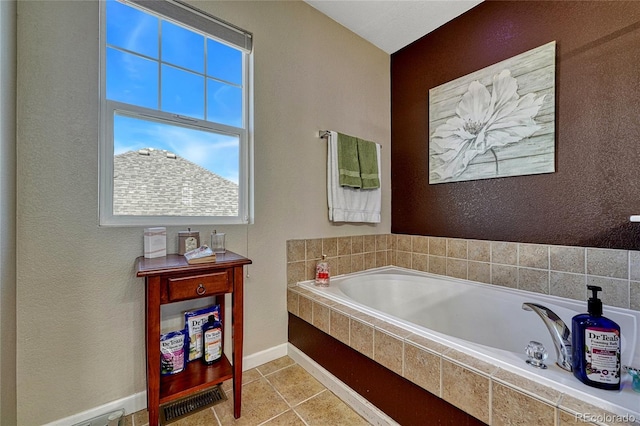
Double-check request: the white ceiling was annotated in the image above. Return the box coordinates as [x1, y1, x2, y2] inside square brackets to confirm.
[304, 0, 483, 54]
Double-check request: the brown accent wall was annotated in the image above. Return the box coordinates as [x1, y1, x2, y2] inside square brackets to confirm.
[391, 1, 640, 249]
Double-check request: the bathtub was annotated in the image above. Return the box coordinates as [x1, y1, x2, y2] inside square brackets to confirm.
[298, 266, 640, 419]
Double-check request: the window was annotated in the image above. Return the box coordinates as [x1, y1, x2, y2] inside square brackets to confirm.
[99, 0, 253, 226]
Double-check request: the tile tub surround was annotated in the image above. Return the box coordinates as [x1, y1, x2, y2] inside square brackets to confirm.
[287, 285, 640, 426]
[286, 235, 640, 426]
[287, 235, 640, 312]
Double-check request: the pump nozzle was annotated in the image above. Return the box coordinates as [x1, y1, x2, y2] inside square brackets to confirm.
[587, 285, 603, 317]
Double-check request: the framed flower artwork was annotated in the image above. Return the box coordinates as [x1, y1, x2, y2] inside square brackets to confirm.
[428, 41, 556, 184]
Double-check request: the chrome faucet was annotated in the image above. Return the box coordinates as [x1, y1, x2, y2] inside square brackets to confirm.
[522, 303, 573, 371]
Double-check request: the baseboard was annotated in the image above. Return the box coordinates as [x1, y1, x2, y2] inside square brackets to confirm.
[287, 343, 398, 426]
[43, 343, 289, 426]
[43, 391, 147, 426]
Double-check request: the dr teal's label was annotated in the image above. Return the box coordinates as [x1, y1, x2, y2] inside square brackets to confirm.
[203, 327, 222, 363]
[585, 327, 620, 385]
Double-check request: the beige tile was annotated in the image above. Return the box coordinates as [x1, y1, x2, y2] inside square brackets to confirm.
[468, 261, 490, 284]
[630, 251, 640, 281]
[550, 272, 586, 301]
[492, 369, 562, 405]
[373, 329, 403, 375]
[363, 235, 376, 253]
[397, 234, 412, 252]
[443, 348, 498, 375]
[351, 253, 364, 273]
[492, 264, 518, 288]
[351, 235, 364, 254]
[558, 409, 596, 425]
[388, 234, 397, 250]
[304, 260, 316, 281]
[122, 412, 133, 426]
[294, 390, 370, 426]
[404, 342, 441, 396]
[221, 367, 262, 392]
[586, 248, 628, 279]
[411, 253, 428, 272]
[256, 356, 296, 376]
[429, 255, 446, 275]
[631, 281, 640, 311]
[313, 302, 331, 334]
[131, 409, 148, 426]
[350, 318, 374, 358]
[287, 240, 306, 263]
[586, 275, 629, 308]
[214, 378, 289, 426]
[375, 234, 388, 251]
[375, 250, 388, 267]
[287, 289, 298, 315]
[518, 267, 549, 294]
[261, 410, 306, 425]
[337, 237, 352, 255]
[446, 258, 467, 279]
[298, 296, 313, 323]
[363, 252, 376, 270]
[266, 364, 325, 406]
[406, 333, 449, 354]
[330, 309, 350, 345]
[550, 245, 585, 274]
[558, 395, 635, 425]
[492, 241, 518, 265]
[376, 321, 411, 339]
[491, 382, 556, 426]
[519, 243, 549, 269]
[447, 238, 467, 259]
[395, 250, 412, 268]
[171, 407, 218, 426]
[321, 237, 337, 258]
[287, 261, 305, 285]
[338, 255, 352, 275]
[306, 239, 323, 260]
[412, 235, 429, 254]
[468, 240, 490, 262]
[429, 237, 447, 256]
[441, 360, 490, 423]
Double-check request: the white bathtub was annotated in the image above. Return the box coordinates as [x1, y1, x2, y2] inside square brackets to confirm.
[298, 266, 640, 419]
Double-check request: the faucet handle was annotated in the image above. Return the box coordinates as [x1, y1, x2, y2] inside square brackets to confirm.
[525, 340, 549, 369]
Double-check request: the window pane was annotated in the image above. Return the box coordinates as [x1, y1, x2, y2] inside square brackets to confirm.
[107, 47, 158, 108]
[207, 79, 242, 127]
[113, 114, 239, 217]
[161, 65, 204, 119]
[161, 21, 204, 73]
[106, 0, 158, 58]
[207, 38, 242, 85]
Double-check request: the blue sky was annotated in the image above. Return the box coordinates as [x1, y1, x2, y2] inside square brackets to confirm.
[106, 0, 242, 183]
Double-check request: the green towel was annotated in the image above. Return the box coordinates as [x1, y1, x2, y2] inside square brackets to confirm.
[337, 133, 362, 188]
[357, 138, 380, 189]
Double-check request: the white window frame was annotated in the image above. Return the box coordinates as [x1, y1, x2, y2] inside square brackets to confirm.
[98, 0, 254, 226]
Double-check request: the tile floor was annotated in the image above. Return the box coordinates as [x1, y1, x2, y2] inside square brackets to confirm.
[124, 356, 372, 426]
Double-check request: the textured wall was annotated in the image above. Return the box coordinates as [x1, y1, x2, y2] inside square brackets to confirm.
[0, 1, 16, 425]
[391, 1, 640, 250]
[16, 1, 389, 424]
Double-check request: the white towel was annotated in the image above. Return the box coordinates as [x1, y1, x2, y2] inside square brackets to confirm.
[327, 131, 381, 223]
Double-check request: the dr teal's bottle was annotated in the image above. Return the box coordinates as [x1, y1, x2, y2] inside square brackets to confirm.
[571, 285, 621, 390]
[201, 314, 223, 365]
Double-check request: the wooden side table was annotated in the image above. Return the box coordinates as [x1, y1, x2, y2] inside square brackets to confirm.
[136, 252, 252, 425]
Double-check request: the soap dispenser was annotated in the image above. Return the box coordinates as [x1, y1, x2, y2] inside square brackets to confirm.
[571, 285, 621, 390]
[315, 254, 330, 287]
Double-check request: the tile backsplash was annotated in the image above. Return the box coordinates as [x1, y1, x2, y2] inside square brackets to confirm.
[286, 234, 640, 312]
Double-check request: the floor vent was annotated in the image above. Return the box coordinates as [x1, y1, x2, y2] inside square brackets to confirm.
[160, 385, 227, 425]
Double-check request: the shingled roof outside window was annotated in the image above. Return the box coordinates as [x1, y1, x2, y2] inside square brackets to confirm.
[113, 148, 238, 216]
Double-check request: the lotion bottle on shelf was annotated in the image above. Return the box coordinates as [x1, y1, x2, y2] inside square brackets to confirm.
[571, 285, 621, 390]
[315, 254, 330, 287]
[202, 314, 223, 365]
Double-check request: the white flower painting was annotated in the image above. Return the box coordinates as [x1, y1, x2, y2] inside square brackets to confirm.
[429, 41, 555, 184]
